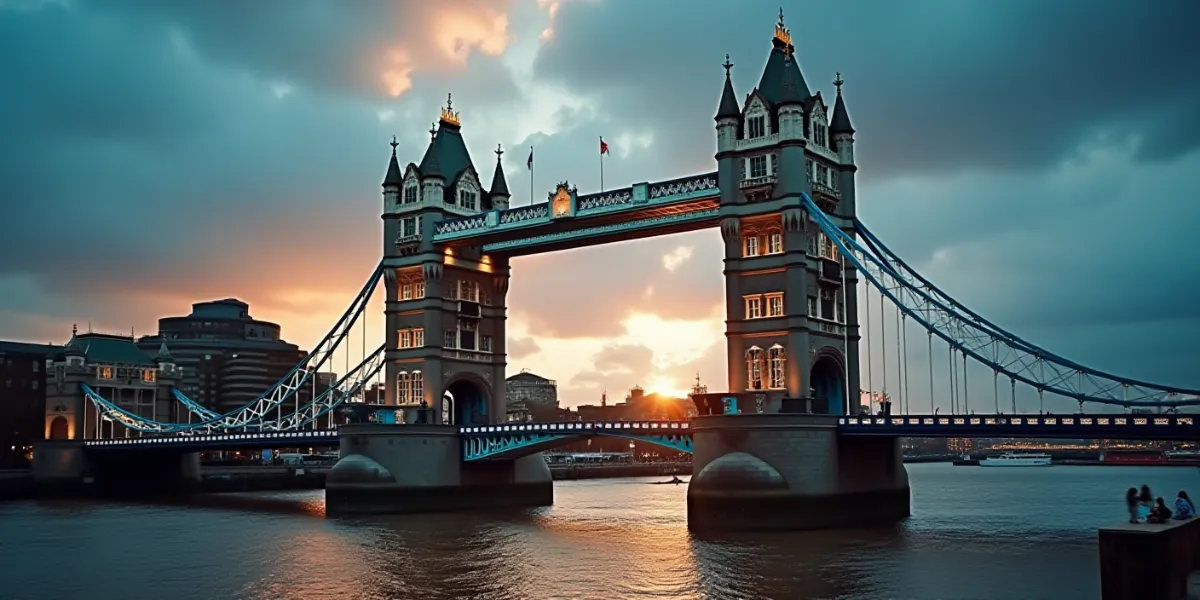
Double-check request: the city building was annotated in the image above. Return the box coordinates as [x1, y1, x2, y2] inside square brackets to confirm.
[136, 299, 307, 413]
[44, 327, 182, 440]
[506, 370, 559, 409]
[0, 340, 58, 467]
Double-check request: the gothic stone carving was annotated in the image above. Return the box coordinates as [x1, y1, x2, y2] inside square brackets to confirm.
[719, 217, 741, 243]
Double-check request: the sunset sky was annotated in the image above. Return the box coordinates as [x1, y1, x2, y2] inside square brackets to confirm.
[2, 0, 1199, 410]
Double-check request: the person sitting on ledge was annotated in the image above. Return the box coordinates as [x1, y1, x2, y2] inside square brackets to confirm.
[1126, 488, 1141, 524]
[1174, 490, 1196, 519]
[1148, 497, 1173, 523]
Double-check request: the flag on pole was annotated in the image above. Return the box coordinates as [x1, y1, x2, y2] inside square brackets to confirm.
[600, 137, 610, 155]
[526, 147, 534, 170]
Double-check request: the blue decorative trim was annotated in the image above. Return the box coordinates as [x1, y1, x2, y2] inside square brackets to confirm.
[431, 171, 719, 242]
[482, 208, 718, 252]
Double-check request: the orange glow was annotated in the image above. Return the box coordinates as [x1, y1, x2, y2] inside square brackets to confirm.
[646, 375, 688, 399]
[444, 247, 454, 256]
[381, 49, 413, 98]
[432, 9, 509, 65]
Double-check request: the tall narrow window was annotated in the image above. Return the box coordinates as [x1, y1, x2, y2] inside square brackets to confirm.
[443, 330, 456, 348]
[481, 335, 493, 352]
[749, 155, 768, 178]
[768, 345, 786, 389]
[403, 217, 417, 237]
[743, 235, 759, 257]
[397, 372, 410, 403]
[766, 293, 784, 317]
[747, 115, 766, 139]
[411, 371, 423, 404]
[413, 279, 425, 298]
[820, 289, 835, 320]
[404, 185, 419, 204]
[745, 296, 763, 319]
[768, 233, 783, 254]
[746, 347, 764, 391]
[401, 283, 412, 300]
[414, 329, 424, 346]
[807, 296, 818, 317]
[399, 329, 412, 348]
[459, 189, 477, 211]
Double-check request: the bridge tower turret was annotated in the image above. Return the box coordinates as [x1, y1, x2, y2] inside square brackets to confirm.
[379, 95, 508, 426]
[714, 11, 855, 415]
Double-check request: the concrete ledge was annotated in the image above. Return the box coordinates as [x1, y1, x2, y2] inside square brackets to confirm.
[687, 486, 910, 532]
[689, 413, 840, 432]
[326, 480, 553, 516]
[1100, 517, 1200, 600]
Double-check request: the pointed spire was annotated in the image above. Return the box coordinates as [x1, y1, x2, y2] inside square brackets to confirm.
[777, 52, 805, 106]
[830, 72, 855, 135]
[418, 128, 444, 180]
[155, 340, 175, 362]
[383, 135, 403, 187]
[489, 143, 510, 197]
[715, 54, 741, 121]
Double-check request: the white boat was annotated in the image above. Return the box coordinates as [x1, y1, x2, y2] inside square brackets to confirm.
[979, 452, 1052, 467]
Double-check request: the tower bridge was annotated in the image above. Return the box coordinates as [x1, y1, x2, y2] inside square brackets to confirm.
[39, 13, 1200, 531]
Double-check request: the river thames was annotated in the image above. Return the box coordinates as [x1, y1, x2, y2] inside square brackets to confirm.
[2, 463, 1198, 600]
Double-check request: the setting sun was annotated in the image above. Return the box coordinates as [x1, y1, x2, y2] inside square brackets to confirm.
[646, 375, 688, 399]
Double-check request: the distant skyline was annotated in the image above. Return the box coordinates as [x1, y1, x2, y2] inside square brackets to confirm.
[2, 0, 1199, 409]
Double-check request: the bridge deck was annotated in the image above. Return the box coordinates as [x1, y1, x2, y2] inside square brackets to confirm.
[839, 414, 1199, 440]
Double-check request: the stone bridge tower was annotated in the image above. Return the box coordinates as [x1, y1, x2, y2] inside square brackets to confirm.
[714, 13, 860, 415]
[379, 96, 512, 425]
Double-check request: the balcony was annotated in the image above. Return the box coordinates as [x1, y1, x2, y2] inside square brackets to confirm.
[820, 260, 842, 283]
[394, 234, 421, 255]
[458, 300, 481, 318]
[442, 349, 491, 362]
[810, 318, 846, 336]
[739, 174, 777, 191]
[812, 182, 841, 200]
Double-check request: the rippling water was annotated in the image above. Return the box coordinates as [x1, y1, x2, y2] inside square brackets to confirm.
[2, 463, 1198, 600]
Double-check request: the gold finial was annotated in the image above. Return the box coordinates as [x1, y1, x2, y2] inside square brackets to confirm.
[773, 7, 792, 47]
[439, 92, 461, 126]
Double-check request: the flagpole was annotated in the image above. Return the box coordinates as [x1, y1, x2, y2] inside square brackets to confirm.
[529, 145, 534, 205]
[599, 136, 605, 193]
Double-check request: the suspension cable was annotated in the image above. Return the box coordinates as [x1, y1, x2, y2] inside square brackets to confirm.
[962, 351, 970, 415]
[865, 284, 874, 411]
[880, 282, 889, 412]
[948, 346, 957, 414]
[1010, 376, 1017, 414]
[894, 303, 904, 414]
[902, 313, 911, 415]
[1038, 357, 1045, 413]
[993, 369, 999, 414]
[927, 332, 935, 414]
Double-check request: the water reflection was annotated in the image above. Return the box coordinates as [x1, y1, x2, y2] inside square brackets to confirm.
[3, 465, 1199, 600]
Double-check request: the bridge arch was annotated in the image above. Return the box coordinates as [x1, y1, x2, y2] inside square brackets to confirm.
[445, 374, 491, 426]
[810, 348, 846, 416]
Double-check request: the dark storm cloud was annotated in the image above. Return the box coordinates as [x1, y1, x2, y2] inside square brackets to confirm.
[535, 0, 1200, 179]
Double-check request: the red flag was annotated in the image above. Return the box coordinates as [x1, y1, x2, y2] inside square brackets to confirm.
[600, 137, 609, 155]
[526, 147, 533, 170]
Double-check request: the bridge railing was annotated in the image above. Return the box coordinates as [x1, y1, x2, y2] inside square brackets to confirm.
[840, 414, 1195, 427]
[83, 429, 339, 448]
[460, 420, 690, 436]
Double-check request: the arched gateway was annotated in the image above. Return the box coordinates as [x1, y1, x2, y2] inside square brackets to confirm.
[376, 12, 860, 423]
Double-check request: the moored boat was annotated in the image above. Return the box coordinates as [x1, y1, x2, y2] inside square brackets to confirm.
[979, 452, 1052, 467]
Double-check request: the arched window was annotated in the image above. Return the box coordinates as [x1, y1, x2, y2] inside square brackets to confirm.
[768, 345, 786, 389]
[411, 370, 423, 405]
[745, 346, 764, 391]
[397, 371, 410, 403]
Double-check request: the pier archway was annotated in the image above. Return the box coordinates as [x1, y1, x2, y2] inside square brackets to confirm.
[447, 377, 490, 426]
[48, 416, 69, 440]
[810, 353, 846, 416]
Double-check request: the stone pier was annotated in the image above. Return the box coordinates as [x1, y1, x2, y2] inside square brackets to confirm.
[325, 423, 553, 515]
[31, 440, 201, 497]
[687, 413, 910, 531]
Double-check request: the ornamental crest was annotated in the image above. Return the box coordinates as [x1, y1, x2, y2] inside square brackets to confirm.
[549, 181, 577, 219]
